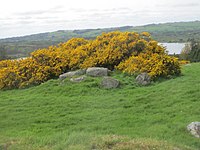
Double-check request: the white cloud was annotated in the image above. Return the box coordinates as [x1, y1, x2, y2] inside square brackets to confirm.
[0, 0, 200, 38]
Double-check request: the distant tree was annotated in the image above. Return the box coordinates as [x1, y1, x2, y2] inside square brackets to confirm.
[0, 45, 8, 60]
[180, 43, 191, 60]
[188, 39, 200, 62]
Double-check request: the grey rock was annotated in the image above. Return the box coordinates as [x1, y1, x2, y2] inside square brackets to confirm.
[70, 76, 86, 83]
[101, 77, 120, 89]
[187, 122, 200, 138]
[86, 67, 108, 77]
[59, 69, 86, 80]
[136, 73, 151, 86]
[185, 64, 191, 67]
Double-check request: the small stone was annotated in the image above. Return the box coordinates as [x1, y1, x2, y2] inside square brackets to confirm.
[70, 76, 86, 83]
[101, 77, 120, 89]
[185, 64, 191, 67]
[187, 122, 200, 138]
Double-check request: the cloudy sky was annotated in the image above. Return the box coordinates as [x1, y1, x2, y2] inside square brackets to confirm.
[0, 0, 200, 39]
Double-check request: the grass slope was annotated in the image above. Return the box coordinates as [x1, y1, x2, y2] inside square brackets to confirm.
[0, 63, 200, 150]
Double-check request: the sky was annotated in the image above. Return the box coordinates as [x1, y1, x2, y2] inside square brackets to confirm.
[0, 0, 200, 39]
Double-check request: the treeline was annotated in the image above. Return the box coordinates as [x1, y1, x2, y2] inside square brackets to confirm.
[180, 39, 200, 62]
[0, 45, 11, 61]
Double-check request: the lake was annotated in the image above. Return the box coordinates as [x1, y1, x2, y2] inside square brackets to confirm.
[159, 43, 186, 54]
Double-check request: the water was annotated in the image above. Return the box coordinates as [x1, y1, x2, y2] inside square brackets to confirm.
[159, 43, 186, 54]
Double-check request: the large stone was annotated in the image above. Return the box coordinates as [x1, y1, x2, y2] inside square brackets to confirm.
[101, 77, 120, 89]
[59, 69, 86, 80]
[136, 73, 151, 86]
[187, 122, 200, 138]
[86, 67, 108, 77]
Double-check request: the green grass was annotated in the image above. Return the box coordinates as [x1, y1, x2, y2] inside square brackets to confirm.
[0, 63, 200, 150]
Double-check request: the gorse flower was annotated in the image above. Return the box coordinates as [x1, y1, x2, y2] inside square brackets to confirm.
[0, 31, 181, 89]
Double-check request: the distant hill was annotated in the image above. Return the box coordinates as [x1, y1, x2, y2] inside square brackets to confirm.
[131, 21, 200, 42]
[0, 21, 200, 58]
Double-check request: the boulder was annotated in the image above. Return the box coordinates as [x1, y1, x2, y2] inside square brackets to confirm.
[70, 76, 86, 83]
[59, 69, 86, 80]
[86, 67, 108, 77]
[101, 77, 120, 89]
[187, 122, 200, 138]
[136, 73, 151, 86]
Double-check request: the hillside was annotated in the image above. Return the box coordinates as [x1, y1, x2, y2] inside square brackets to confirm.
[1, 21, 200, 58]
[0, 63, 199, 149]
[130, 21, 200, 42]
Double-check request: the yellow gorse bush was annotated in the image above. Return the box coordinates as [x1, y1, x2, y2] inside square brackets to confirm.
[116, 40, 181, 77]
[0, 31, 181, 89]
[117, 53, 180, 77]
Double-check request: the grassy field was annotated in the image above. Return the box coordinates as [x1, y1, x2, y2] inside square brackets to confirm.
[0, 63, 200, 150]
